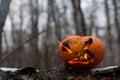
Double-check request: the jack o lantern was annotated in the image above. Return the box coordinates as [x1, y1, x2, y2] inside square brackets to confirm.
[58, 35, 104, 69]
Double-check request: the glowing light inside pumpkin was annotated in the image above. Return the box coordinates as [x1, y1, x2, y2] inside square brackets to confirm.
[62, 45, 72, 54]
[68, 38, 94, 64]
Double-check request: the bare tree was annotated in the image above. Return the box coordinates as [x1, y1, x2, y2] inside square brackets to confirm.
[52, 0, 62, 40]
[29, 0, 39, 67]
[0, 0, 11, 62]
[71, 0, 86, 35]
[43, 0, 64, 70]
[112, 0, 120, 48]
[112, 0, 120, 65]
[88, 0, 98, 36]
[43, 0, 55, 70]
[104, 0, 113, 64]
[6, 1, 27, 67]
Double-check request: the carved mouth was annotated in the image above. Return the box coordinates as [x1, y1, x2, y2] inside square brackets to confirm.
[68, 52, 94, 64]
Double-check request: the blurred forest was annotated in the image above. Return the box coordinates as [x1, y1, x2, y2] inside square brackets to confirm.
[0, 0, 120, 70]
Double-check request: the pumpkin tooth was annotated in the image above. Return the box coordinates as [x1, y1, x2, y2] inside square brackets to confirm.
[72, 58, 78, 61]
[84, 53, 88, 60]
[80, 56, 84, 61]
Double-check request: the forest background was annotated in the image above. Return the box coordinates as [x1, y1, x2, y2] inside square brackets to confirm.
[0, 0, 120, 70]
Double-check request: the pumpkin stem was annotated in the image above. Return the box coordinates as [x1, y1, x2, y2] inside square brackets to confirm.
[79, 32, 83, 36]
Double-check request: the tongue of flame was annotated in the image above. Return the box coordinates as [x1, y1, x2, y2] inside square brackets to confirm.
[57, 40, 72, 54]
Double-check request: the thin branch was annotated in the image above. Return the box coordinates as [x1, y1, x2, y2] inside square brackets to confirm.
[0, 30, 46, 64]
[3, 31, 9, 54]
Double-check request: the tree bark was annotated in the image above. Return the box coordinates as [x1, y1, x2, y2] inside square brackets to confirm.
[43, 0, 54, 70]
[51, 0, 62, 40]
[71, 0, 86, 35]
[112, 0, 120, 63]
[0, 0, 11, 62]
[29, 0, 39, 67]
[112, 0, 120, 40]
[105, 0, 113, 63]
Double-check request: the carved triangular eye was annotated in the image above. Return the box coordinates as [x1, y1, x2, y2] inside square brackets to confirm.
[84, 38, 93, 50]
[62, 42, 72, 53]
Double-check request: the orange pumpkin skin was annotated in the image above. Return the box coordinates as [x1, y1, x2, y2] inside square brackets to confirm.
[58, 36, 104, 69]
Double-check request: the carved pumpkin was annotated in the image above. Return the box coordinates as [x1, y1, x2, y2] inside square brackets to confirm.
[58, 35, 104, 69]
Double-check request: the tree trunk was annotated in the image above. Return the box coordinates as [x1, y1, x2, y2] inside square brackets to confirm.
[29, 0, 39, 67]
[88, 0, 97, 35]
[0, 0, 11, 62]
[71, 0, 86, 35]
[112, 0, 120, 40]
[105, 0, 113, 63]
[112, 0, 120, 63]
[51, 0, 62, 40]
[43, 0, 56, 70]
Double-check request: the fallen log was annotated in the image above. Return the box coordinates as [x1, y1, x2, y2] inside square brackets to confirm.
[0, 66, 120, 80]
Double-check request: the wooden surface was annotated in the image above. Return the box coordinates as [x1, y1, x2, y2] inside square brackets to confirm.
[0, 66, 120, 80]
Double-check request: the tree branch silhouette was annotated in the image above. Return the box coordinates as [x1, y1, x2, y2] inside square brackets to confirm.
[0, 30, 46, 64]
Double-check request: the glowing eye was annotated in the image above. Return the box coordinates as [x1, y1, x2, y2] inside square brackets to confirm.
[62, 42, 72, 53]
[83, 38, 93, 50]
[62, 42, 69, 51]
